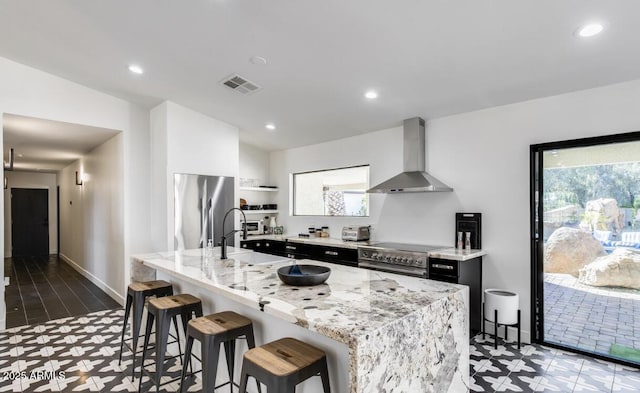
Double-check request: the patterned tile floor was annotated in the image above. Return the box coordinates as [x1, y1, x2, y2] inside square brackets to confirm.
[1, 308, 639, 392]
[470, 336, 640, 392]
[544, 273, 640, 356]
[4, 256, 121, 328]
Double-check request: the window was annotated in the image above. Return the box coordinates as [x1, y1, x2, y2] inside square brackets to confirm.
[293, 165, 369, 216]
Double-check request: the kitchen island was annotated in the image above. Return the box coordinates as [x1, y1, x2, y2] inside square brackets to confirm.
[131, 248, 469, 393]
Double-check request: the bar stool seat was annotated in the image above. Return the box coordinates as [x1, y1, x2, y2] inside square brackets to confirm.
[238, 337, 330, 393]
[139, 294, 203, 392]
[179, 311, 261, 393]
[118, 280, 173, 380]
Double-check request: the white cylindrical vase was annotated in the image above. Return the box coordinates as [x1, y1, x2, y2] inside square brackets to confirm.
[484, 289, 519, 325]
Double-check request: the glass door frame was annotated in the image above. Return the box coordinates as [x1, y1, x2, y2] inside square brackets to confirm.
[530, 130, 640, 366]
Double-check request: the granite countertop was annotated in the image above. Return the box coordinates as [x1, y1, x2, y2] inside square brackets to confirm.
[132, 248, 470, 392]
[428, 248, 487, 261]
[132, 249, 465, 345]
[243, 234, 290, 242]
[286, 236, 373, 249]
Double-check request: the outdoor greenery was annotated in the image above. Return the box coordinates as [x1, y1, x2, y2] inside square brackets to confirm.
[544, 163, 640, 209]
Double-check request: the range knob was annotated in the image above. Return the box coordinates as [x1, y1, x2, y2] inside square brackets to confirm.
[403, 258, 411, 265]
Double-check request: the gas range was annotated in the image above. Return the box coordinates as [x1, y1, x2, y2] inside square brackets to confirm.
[358, 242, 446, 278]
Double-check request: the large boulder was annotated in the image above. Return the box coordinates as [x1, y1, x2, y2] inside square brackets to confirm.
[579, 198, 622, 234]
[544, 227, 606, 276]
[578, 248, 640, 289]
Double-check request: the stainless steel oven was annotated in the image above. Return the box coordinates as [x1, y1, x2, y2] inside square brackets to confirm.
[358, 242, 445, 278]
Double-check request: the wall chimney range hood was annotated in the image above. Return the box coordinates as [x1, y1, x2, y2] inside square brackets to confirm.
[367, 117, 453, 193]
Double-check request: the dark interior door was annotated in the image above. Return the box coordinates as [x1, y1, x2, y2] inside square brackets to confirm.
[11, 188, 49, 257]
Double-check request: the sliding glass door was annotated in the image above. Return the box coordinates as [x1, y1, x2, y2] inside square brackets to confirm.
[531, 132, 640, 366]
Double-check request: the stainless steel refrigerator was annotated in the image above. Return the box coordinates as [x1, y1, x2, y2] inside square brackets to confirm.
[174, 173, 234, 250]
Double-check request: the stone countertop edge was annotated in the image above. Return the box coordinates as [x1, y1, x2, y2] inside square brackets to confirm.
[428, 248, 487, 261]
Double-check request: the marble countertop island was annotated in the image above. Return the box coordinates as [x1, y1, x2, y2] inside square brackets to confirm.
[132, 248, 469, 393]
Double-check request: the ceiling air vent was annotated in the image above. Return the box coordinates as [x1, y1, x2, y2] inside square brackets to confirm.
[220, 74, 261, 95]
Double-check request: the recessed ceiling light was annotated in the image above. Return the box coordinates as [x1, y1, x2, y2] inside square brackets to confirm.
[576, 23, 604, 38]
[364, 90, 378, 99]
[250, 56, 268, 66]
[128, 64, 144, 74]
[265, 123, 276, 131]
[17, 153, 23, 158]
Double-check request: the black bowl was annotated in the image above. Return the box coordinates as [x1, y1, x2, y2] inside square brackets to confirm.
[277, 265, 331, 286]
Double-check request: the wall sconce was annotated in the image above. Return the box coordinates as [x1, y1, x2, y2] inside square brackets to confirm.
[75, 171, 83, 186]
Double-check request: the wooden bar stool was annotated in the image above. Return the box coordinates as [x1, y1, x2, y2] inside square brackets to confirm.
[178, 311, 262, 393]
[238, 337, 330, 393]
[118, 280, 173, 381]
[138, 294, 203, 392]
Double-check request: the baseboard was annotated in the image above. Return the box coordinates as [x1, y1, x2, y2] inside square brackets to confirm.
[0, 296, 5, 331]
[59, 253, 125, 306]
[481, 321, 532, 345]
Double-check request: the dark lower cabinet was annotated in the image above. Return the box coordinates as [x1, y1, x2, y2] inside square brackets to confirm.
[283, 241, 311, 259]
[240, 240, 287, 256]
[240, 240, 260, 251]
[428, 257, 482, 334]
[240, 239, 358, 266]
[309, 245, 358, 267]
[262, 240, 286, 256]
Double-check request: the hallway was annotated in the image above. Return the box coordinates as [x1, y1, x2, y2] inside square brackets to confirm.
[3, 255, 120, 328]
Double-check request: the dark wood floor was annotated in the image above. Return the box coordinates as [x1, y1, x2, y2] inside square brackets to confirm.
[3, 255, 120, 328]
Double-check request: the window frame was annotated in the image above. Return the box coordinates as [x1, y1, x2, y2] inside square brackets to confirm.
[292, 164, 370, 217]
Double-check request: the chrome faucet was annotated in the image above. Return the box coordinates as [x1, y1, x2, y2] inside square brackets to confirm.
[220, 207, 248, 259]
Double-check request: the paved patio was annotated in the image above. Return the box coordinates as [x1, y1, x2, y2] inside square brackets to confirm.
[544, 273, 640, 360]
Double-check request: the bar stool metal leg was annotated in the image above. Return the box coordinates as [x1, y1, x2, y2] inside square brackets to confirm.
[178, 335, 195, 393]
[138, 311, 155, 391]
[494, 309, 498, 350]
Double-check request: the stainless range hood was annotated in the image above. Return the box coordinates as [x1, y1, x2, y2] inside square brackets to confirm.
[367, 117, 453, 193]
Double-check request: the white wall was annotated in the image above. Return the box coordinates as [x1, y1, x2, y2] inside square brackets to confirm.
[0, 56, 152, 328]
[239, 143, 276, 213]
[150, 101, 239, 250]
[271, 78, 640, 341]
[240, 142, 270, 184]
[3, 171, 58, 257]
[59, 134, 124, 302]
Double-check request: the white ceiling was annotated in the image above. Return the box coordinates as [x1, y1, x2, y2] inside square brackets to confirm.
[3, 114, 120, 172]
[1, 1, 640, 151]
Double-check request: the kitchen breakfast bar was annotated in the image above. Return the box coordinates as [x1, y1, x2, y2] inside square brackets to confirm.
[131, 248, 469, 393]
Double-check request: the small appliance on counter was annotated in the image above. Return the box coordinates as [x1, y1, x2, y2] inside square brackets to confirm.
[242, 219, 264, 235]
[341, 225, 370, 241]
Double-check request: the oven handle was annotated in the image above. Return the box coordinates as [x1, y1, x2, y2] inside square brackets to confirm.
[431, 263, 454, 270]
[358, 261, 426, 278]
